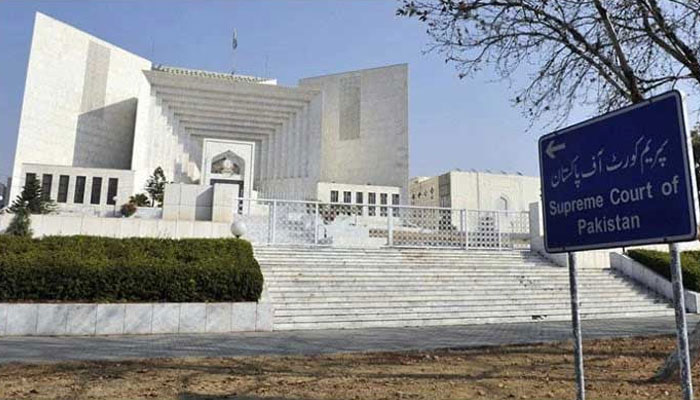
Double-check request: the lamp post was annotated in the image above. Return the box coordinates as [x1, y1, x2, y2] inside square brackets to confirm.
[112, 196, 118, 217]
[231, 220, 246, 239]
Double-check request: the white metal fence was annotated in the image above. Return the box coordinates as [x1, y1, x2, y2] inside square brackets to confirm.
[234, 198, 530, 250]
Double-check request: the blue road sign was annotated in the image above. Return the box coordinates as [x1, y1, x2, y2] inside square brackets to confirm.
[539, 90, 698, 253]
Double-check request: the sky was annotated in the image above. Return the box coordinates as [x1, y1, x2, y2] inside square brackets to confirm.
[0, 0, 573, 184]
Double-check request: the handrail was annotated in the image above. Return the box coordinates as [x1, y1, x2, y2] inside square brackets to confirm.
[235, 197, 528, 215]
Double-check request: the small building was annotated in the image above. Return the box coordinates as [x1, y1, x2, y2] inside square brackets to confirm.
[409, 169, 540, 212]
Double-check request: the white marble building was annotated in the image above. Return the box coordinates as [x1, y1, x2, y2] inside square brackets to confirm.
[0, 182, 7, 208]
[9, 13, 408, 216]
[409, 169, 541, 212]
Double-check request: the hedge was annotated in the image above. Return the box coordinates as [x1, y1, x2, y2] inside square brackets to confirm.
[626, 249, 700, 292]
[0, 236, 263, 302]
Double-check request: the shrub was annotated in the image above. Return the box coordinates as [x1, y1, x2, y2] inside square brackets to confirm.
[120, 202, 137, 217]
[129, 193, 150, 207]
[626, 249, 700, 292]
[0, 236, 263, 302]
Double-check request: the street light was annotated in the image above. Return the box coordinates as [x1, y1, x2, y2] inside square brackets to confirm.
[112, 196, 119, 217]
[231, 220, 246, 239]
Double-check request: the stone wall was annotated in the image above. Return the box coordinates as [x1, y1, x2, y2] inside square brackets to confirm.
[0, 302, 273, 336]
[299, 64, 409, 198]
[0, 214, 233, 239]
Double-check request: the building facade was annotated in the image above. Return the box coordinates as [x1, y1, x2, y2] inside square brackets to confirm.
[0, 182, 7, 208]
[409, 170, 540, 212]
[9, 13, 408, 216]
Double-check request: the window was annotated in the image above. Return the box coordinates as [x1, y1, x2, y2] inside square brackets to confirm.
[106, 178, 119, 205]
[41, 174, 53, 201]
[90, 177, 102, 205]
[356, 192, 363, 204]
[74, 176, 86, 204]
[25, 173, 36, 185]
[330, 190, 339, 203]
[380, 193, 388, 217]
[57, 175, 69, 203]
[368, 192, 376, 216]
[343, 191, 352, 203]
[392, 193, 400, 217]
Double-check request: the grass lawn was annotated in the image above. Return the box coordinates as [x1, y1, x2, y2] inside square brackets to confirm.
[0, 335, 692, 399]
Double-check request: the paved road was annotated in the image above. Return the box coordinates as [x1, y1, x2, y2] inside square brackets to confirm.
[0, 315, 697, 364]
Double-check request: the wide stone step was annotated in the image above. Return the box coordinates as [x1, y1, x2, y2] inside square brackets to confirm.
[268, 288, 655, 300]
[261, 269, 611, 276]
[273, 310, 674, 330]
[257, 254, 539, 258]
[257, 256, 544, 261]
[266, 281, 642, 292]
[270, 295, 659, 305]
[261, 268, 600, 274]
[258, 252, 536, 255]
[265, 278, 633, 286]
[258, 260, 579, 265]
[256, 255, 542, 260]
[255, 248, 531, 253]
[264, 275, 623, 282]
[274, 301, 671, 316]
[272, 295, 666, 309]
[273, 305, 673, 324]
[256, 247, 666, 330]
[260, 264, 558, 269]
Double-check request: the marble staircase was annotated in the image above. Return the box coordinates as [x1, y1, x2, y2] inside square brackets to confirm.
[255, 247, 673, 330]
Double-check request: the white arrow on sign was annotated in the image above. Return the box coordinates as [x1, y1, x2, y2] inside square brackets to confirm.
[546, 140, 566, 159]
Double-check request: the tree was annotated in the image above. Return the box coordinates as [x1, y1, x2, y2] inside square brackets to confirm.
[4, 177, 54, 237]
[9, 177, 55, 215]
[145, 167, 168, 208]
[397, 0, 700, 126]
[691, 126, 700, 190]
[5, 207, 32, 237]
[397, 0, 700, 381]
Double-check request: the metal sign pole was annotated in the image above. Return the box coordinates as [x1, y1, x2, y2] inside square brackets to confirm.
[568, 251, 585, 400]
[669, 242, 694, 400]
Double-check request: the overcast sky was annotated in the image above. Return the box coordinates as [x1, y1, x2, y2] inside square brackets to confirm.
[0, 0, 591, 185]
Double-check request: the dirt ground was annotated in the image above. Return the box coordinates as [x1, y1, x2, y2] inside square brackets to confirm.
[0, 335, 695, 399]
